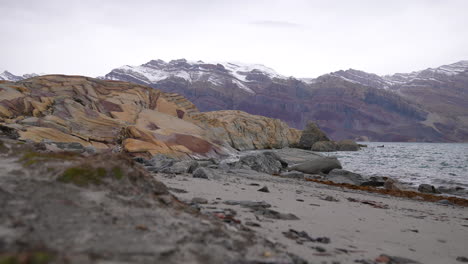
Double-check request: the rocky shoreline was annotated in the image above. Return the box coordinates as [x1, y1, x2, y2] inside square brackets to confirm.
[1, 75, 468, 263]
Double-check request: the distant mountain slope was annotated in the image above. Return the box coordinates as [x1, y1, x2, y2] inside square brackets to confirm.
[101, 59, 466, 142]
[0, 71, 38, 81]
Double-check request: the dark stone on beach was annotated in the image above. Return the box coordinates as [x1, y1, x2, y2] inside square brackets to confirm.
[224, 200, 271, 209]
[147, 154, 176, 172]
[238, 152, 285, 174]
[418, 184, 441, 194]
[258, 186, 270, 193]
[315, 237, 330, 244]
[457, 256, 468, 262]
[245, 221, 261, 227]
[191, 197, 208, 204]
[192, 167, 217, 179]
[255, 209, 299, 220]
[322, 196, 339, 202]
[326, 169, 365, 185]
[161, 160, 199, 174]
[361, 176, 387, 187]
[283, 229, 330, 244]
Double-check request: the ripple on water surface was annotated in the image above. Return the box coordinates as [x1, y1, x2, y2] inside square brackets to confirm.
[323, 142, 468, 188]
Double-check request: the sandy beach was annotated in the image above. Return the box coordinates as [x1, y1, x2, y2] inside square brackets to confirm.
[154, 157, 468, 264]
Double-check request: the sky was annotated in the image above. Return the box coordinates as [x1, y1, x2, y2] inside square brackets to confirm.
[0, 0, 467, 78]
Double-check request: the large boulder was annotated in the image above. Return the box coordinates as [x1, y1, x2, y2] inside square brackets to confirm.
[237, 151, 286, 175]
[288, 156, 342, 174]
[296, 122, 330, 149]
[325, 169, 365, 185]
[311, 141, 338, 152]
[337, 140, 361, 151]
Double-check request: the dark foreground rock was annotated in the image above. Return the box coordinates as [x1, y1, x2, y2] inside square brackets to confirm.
[0, 138, 305, 264]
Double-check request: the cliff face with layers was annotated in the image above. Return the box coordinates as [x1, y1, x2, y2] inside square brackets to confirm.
[0, 75, 301, 158]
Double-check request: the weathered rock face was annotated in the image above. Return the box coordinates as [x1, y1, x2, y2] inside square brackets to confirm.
[0, 75, 300, 159]
[199, 110, 301, 151]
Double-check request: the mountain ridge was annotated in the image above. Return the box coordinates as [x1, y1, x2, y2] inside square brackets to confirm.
[102, 58, 468, 142]
[2, 59, 467, 142]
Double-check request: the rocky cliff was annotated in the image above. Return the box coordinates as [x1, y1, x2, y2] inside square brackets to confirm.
[0, 75, 301, 158]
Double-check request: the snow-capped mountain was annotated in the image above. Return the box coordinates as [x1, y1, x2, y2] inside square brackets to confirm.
[104, 59, 468, 142]
[0, 71, 38, 81]
[329, 60, 468, 88]
[104, 59, 287, 94]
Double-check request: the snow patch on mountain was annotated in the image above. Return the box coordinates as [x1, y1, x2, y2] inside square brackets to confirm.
[104, 59, 289, 94]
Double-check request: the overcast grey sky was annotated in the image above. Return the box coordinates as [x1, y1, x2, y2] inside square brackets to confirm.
[1, 0, 467, 77]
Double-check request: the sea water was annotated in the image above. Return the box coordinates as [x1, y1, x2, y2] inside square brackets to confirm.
[323, 142, 468, 189]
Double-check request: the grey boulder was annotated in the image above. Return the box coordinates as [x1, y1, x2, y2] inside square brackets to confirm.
[311, 141, 338, 152]
[325, 169, 365, 185]
[161, 160, 199, 174]
[237, 151, 286, 175]
[192, 167, 219, 180]
[288, 156, 342, 174]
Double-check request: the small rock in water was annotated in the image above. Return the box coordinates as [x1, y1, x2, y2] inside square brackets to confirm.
[258, 186, 270, 193]
[456, 256, 468, 262]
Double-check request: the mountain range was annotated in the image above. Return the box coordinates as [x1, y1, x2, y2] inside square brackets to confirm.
[2, 60, 467, 142]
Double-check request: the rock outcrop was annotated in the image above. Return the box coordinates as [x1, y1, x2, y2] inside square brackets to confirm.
[0, 75, 300, 159]
[198, 110, 300, 151]
[296, 122, 330, 149]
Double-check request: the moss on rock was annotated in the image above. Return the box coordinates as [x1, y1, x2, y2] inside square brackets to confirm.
[20, 151, 78, 166]
[58, 167, 107, 187]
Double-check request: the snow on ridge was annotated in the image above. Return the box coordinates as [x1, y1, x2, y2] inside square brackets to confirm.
[108, 59, 286, 94]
